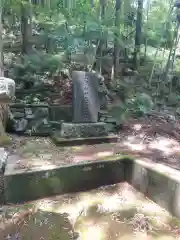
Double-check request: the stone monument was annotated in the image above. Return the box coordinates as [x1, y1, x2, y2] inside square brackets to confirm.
[72, 71, 100, 123]
[60, 71, 109, 138]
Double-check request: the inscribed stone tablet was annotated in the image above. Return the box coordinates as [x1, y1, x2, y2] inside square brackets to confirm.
[72, 71, 100, 123]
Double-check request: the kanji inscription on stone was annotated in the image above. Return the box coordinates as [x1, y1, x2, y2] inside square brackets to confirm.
[72, 71, 100, 123]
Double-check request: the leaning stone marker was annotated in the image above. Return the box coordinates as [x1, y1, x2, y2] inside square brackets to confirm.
[72, 71, 100, 123]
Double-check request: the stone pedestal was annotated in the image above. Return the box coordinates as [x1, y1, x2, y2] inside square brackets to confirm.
[51, 71, 116, 143]
[60, 122, 109, 138]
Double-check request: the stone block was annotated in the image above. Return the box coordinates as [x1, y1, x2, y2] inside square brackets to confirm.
[12, 112, 25, 118]
[10, 107, 25, 113]
[49, 105, 72, 122]
[60, 122, 109, 138]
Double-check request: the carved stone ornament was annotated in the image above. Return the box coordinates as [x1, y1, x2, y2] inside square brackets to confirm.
[0, 77, 15, 102]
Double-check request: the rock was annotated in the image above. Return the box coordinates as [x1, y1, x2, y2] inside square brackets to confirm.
[176, 107, 180, 116]
[25, 108, 33, 115]
[49, 121, 62, 130]
[26, 114, 35, 120]
[10, 107, 25, 113]
[25, 107, 35, 119]
[12, 112, 25, 118]
[167, 93, 178, 106]
[104, 117, 117, 124]
[0, 148, 8, 173]
[14, 118, 28, 132]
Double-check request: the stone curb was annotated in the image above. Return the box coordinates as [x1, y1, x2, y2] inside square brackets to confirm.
[3, 156, 180, 218]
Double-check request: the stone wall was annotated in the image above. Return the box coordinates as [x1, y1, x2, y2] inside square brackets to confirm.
[15, 80, 72, 105]
[7, 104, 72, 135]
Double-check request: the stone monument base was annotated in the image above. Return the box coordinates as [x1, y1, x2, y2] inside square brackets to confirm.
[51, 122, 118, 146]
[60, 122, 109, 138]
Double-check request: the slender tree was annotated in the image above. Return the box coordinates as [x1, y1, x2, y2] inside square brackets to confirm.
[96, 0, 106, 73]
[21, 0, 33, 54]
[113, 0, 121, 78]
[133, 0, 143, 69]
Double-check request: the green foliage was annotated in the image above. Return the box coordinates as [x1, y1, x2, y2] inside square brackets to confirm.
[9, 53, 63, 85]
[129, 93, 154, 116]
[109, 92, 154, 124]
[143, 0, 174, 48]
[1, 0, 179, 110]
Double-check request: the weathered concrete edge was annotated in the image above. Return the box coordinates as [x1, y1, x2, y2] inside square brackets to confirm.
[125, 158, 180, 219]
[4, 155, 180, 219]
[4, 158, 127, 204]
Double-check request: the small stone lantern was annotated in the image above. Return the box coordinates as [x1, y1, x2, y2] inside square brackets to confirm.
[0, 77, 15, 145]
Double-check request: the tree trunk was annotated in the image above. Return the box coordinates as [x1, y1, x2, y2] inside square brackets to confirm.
[90, 0, 94, 8]
[133, 0, 143, 69]
[144, 0, 150, 60]
[21, 0, 33, 54]
[96, 0, 106, 73]
[113, 0, 121, 79]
